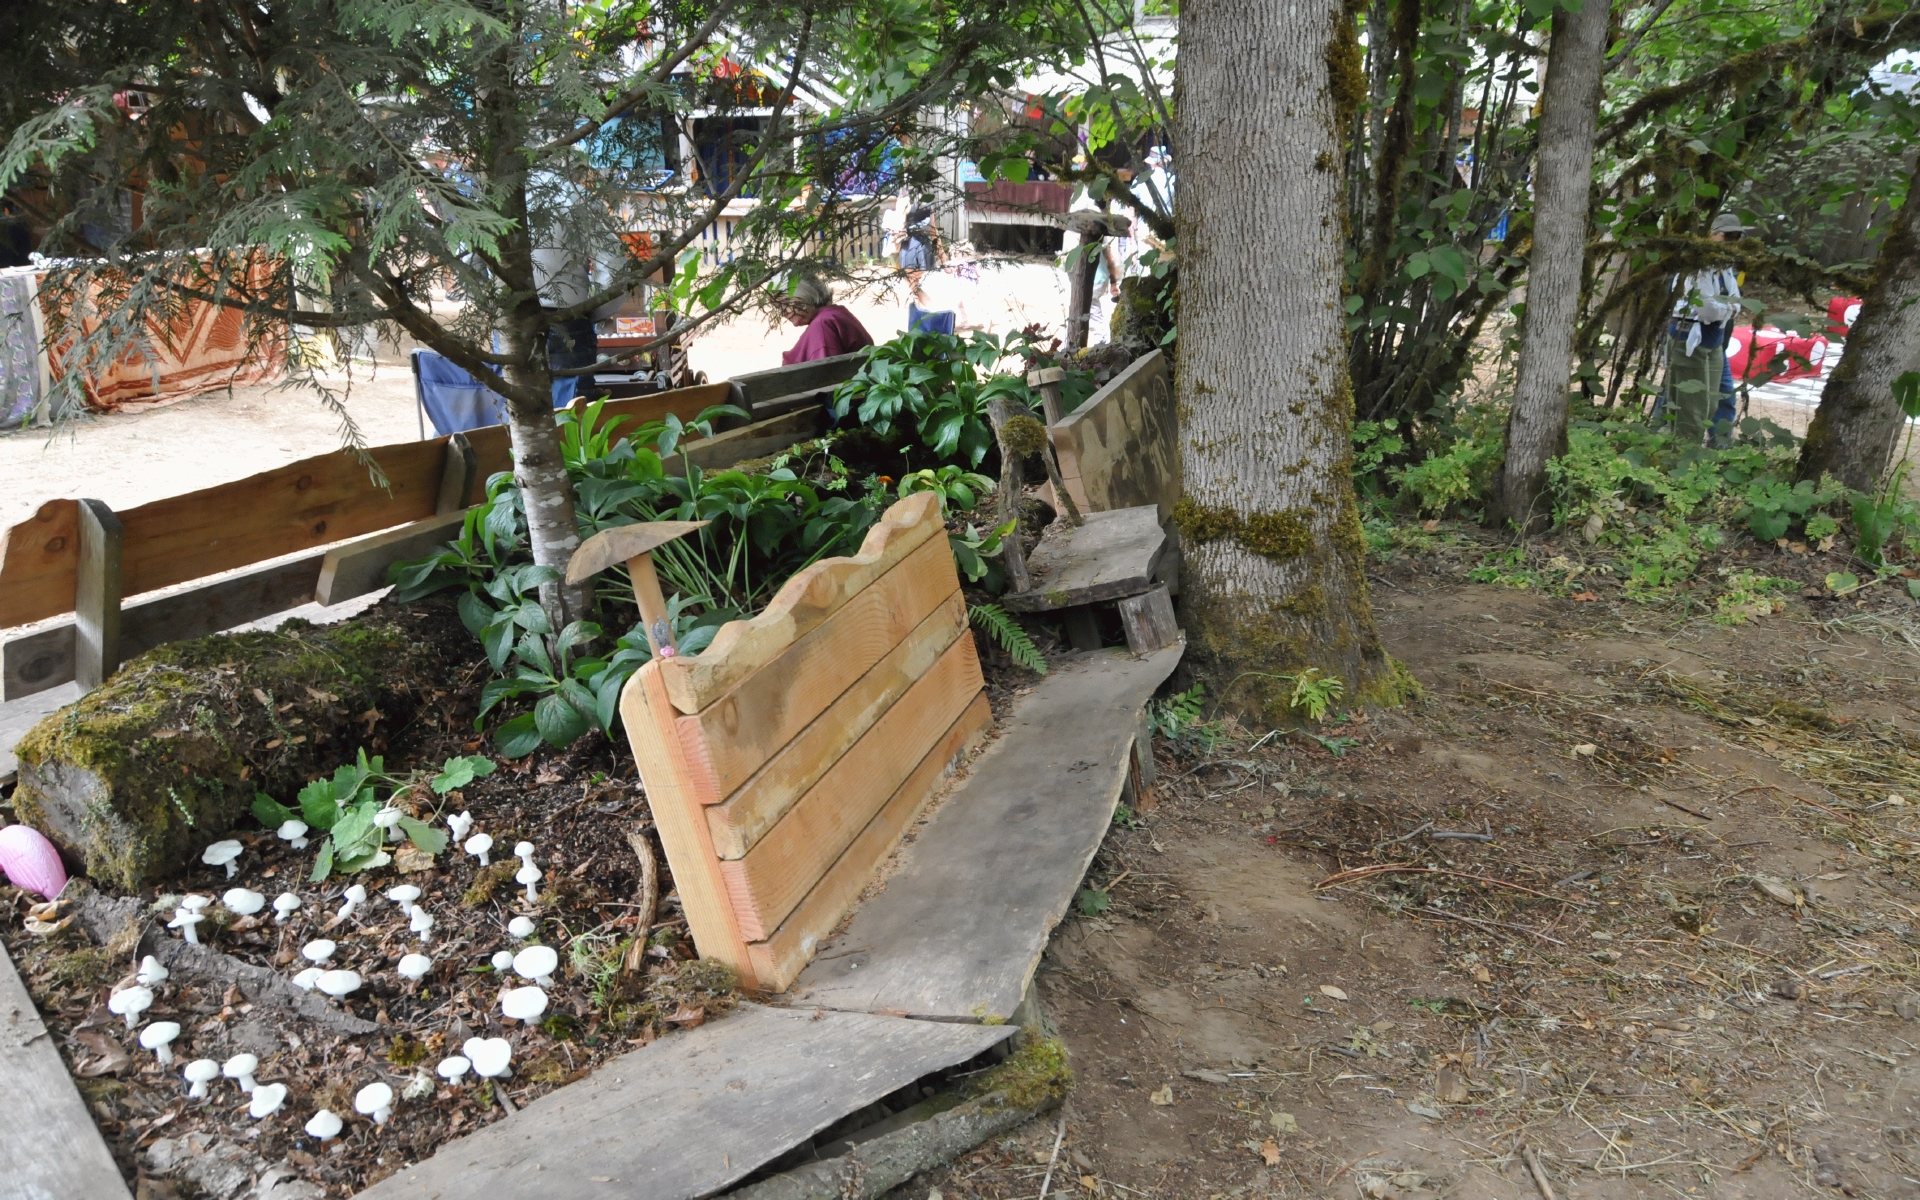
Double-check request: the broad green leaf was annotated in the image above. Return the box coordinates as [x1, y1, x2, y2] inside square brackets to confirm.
[398, 816, 448, 855]
[495, 713, 543, 758]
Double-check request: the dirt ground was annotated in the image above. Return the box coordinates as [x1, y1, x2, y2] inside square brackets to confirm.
[905, 537, 1920, 1200]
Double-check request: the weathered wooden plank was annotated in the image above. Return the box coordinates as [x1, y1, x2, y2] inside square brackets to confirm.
[719, 634, 984, 940]
[1118, 584, 1179, 655]
[314, 510, 470, 606]
[620, 660, 760, 987]
[74, 499, 123, 689]
[704, 590, 966, 858]
[0, 940, 136, 1200]
[351, 1003, 1013, 1200]
[730, 352, 865, 409]
[0, 383, 733, 629]
[1001, 505, 1167, 613]
[676, 533, 959, 809]
[435, 432, 478, 513]
[747, 691, 993, 992]
[1048, 349, 1180, 519]
[2, 554, 326, 701]
[673, 405, 824, 473]
[791, 643, 1182, 1021]
[655, 492, 943, 715]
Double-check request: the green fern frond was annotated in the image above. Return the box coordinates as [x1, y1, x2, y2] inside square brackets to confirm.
[969, 603, 1048, 674]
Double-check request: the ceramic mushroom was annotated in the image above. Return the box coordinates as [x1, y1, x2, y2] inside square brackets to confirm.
[169, 896, 209, 944]
[273, 893, 302, 924]
[507, 915, 536, 940]
[463, 1037, 512, 1079]
[513, 946, 559, 989]
[335, 884, 368, 923]
[183, 1058, 220, 1099]
[301, 939, 336, 965]
[409, 907, 436, 945]
[222, 888, 267, 917]
[490, 950, 515, 971]
[354, 1081, 395, 1125]
[107, 985, 153, 1030]
[202, 840, 244, 879]
[139, 1021, 181, 1065]
[464, 833, 494, 867]
[249, 1082, 289, 1119]
[277, 819, 310, 850]
[316, 969, 362, 998]
[500, 986, 548, 1022]
[292, 967, 325, 991]
[516, 862, 541, 904]
[397, 954, 432, 983]
[385, 884, 421, 917]
[305, 1109, 344, 1141]
[223, 1053, 259, 1093]
[136, 955, 169, 987]
[374, 807, 405, 843]
[447, 811, 473, 842]
[436, 1056, 471, 1086]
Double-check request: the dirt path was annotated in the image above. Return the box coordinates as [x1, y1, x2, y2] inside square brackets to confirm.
[909, 564, 1920, 1200]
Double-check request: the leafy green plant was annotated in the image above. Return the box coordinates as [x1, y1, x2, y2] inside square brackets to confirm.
[1074, 886, 1111, 917]
[898, 466, 994, 512]
[949, 519, 1016, 585]
[969, 603, 1047, 674]
[1148, 683, 1206, 739]
[830, 330, 1040, 469]
[252, 749, 463, 881]
[1714, 568, 1793, 625]
[1392, 434, 1503, 517]
[1849, 372, 1920, 569]
[1282, 668, 1344, 721]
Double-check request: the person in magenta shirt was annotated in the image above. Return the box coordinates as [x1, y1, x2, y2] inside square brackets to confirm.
[776, 275, 874, 365]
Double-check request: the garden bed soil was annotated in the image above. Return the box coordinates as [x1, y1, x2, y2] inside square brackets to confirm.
[901, 529, 1920, 1200]
[0, 589, 1041, 1199]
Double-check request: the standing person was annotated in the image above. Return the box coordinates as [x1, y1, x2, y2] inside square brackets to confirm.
[773, 274, 874, 365]
[1658, 211, 1746, 444]
[898, 196, 938, 307]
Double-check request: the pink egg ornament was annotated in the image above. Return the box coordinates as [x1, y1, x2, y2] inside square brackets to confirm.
[0, 825, 68, 899]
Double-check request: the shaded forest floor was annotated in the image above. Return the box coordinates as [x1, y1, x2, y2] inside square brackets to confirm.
[906, 530, 1920, 1200]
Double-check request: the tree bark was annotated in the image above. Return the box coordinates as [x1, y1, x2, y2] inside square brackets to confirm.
[1797, 160, 1920, 494]
[1173, 0, 1407, 717]
[1491, 0, 1611, 532]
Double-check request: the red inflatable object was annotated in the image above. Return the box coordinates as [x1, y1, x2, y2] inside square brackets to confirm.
[1827, 296, 1862, 341]
[1728, 327, 1830, 384]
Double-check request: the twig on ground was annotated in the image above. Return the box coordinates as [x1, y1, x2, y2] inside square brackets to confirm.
[622, 829, 659, 975]
[1524, 1147, 1557, 1200]
[1315, 864, 1595, 908]
[1037, 1112, 1068, 1199]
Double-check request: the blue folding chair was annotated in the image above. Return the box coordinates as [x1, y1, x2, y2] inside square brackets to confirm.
[907, 304, 956, 336]
[411, 348, 580, 438]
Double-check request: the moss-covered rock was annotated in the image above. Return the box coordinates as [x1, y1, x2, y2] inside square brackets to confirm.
[12, 600, 468, 890]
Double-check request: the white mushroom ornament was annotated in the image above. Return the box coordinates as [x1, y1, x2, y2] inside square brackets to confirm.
[500, 986, 549, 1022]
[385, 884, 422, 917]
[316, 970, 362, 998]
[277, 819, 310, 850]
[490, 950, 515, 971]
[335, 884, 368, 923]
[397, 954, 432, 983]
[292, 967, 325, 991]
[355, 1081, 395, 1125]
[447, 811, 474, 842]
[223, 1053, 259, 1093]
[507, 915, 536, 940]
[305, 1109, 344, 1141]
[139, 1022, 181, 1065]
[374, 807, 406, 843]
[409, 907, 436, 945]
[516, 862, 541, 904]
[464, 833, 494, 867]
[222, 888, 266, 917]
[202, 839, 244, 879]
[136, 955, 169, 987]
[249, 1082, 289, 1119]
[183, 1059, 220, 1099]
[169, 895, 211, 944]
[272, 892, 302, 924]
[463, 1037, 512, 1079]
[436, 1056, 471, 1086]
[513, 945, 559, 989]
[301, 938, 336, 965]
[107, 985, 153, 1031]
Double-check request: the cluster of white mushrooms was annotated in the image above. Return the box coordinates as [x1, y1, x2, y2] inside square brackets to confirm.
[114, 801, 562, 1137]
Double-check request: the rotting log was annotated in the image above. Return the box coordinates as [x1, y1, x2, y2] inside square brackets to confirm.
[9, 600, 466, 890]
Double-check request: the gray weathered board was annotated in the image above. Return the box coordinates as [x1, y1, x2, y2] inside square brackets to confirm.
[0, 940, 135, 1200]
[1049, 349, 1179, 519]
[354, 1004, 1012, 1200]
[1000, 505, 1170, 613]
[789, 642, 1184, 1022]
[731, 353, 865, 416]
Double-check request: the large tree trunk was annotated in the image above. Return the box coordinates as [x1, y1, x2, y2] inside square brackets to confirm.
[1797, 160, 1920, 493]
[1490, 0, 1611, 531]
[1172, 0, 1408, 717]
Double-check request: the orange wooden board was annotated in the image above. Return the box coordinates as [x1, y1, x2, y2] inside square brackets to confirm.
[703, 590, 966, 859]
[745, 691, 992, 992]
[717, 634, 985, 941]
[674, 533, 959, 808]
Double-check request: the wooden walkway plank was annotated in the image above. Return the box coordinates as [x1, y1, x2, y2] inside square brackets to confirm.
[789, 643, 1183, 1022]
[352, 1004, 1012, 1200]
[1001, 505, 1169, 613]
[0, 939, 134, 1200]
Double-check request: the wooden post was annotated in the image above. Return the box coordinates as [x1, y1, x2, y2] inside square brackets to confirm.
[1065, 237, 1102, 353]
[986, 398, 1032, 594]
[435, 431, 477, 514]
[1117, 584, 1178, 655]
[1027, 366, 1067, 425]
[74, 498, 122, 690]
[626, 552, 671, 648]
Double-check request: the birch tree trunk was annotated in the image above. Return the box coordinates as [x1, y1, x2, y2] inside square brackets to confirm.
[1173, 0, 1410, 717]
[1490, 0, 1611, 531]
[1797, 162, 1920, 494]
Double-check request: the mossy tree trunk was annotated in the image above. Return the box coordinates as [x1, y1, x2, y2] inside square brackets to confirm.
[1796, 159, 1920, 494]
[1172, 0, 1408, 720]
[1491, 0, 1611, 532]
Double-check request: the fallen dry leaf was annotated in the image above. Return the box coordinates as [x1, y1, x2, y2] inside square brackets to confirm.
[1573, 743, 1597, 757]
[1149, 1084, 1174, 1106]
[1436, 1067, 1468, 1104]
[1570, 591, 1599, 602]
[1319, 984, 1348, 1001]
[1752, 875, 1802, 907]
[1270, 1111, 1299, 1133]
[1259, 1139, 1282, 1166]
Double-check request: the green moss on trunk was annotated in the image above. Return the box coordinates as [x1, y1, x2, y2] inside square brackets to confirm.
[12, 601, 466, 890]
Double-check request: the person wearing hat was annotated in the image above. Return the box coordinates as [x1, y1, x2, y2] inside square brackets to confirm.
[1658, 211, 1748, 444]
[772, 273, 873, 365]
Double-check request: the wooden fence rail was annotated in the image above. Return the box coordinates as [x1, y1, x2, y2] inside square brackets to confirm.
[0, 351, 869, 702]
